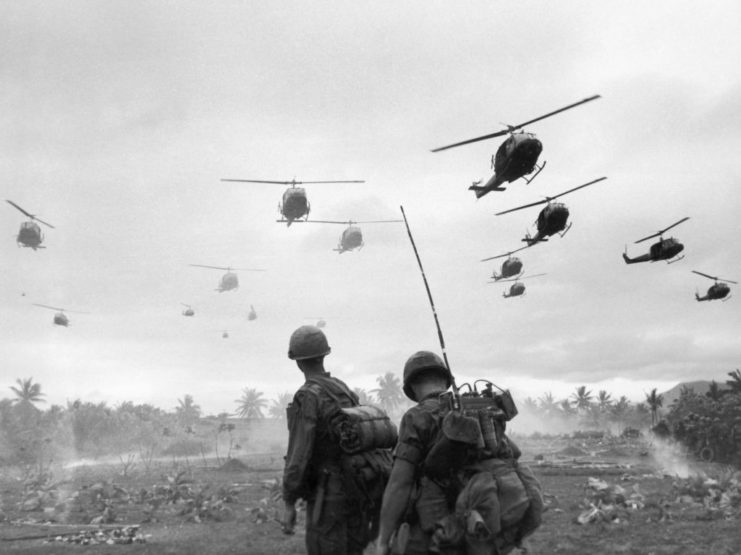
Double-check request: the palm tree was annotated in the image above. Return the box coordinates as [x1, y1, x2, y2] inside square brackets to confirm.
[175, 394, 201, 425]
[372, 373, 405, 414]
[611, 396, 631, 429]
[726, 369, 741, 394]
[538, 392, 558, 416]
[10, 378, 45, 406]
[268, 392, 293, 419]
[570, 386, 593, 412]
[706, 380, 725, 401]
[645, 388, 663, 427]
[596, 390, 613, 412]
[235, 388, 267, 419]
[353, 387, 375, 406]
[523, 397, 539, 413]
[558, 398, 577, 417]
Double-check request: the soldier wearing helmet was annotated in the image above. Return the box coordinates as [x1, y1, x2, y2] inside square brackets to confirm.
[281, 325, 375, 555]
[376, 350, 455, 555]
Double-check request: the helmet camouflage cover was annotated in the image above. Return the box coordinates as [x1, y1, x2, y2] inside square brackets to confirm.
[288, 325, 331, 360]
[403, 350, 452, 401]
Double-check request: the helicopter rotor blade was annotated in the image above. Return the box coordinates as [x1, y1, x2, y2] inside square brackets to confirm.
[32, 303, 64, 311]
[7, 199, 55, 227]
[635, 217, 690, 244]
[481, 245, 530, 262]
[189, 264, 266, 272]
[221, 179, 364, 185]
[495, 177, 606, 216]
[692, 270, 737, 284]
[502, 95, 601, 133]
[352, 219, 404, 224]
[431, 95, 601, 153]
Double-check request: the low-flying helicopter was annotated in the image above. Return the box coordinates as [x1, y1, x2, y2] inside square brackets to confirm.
[692, 270, 736, 302]
[481, 245, 530, 280]
[496, 177, 606, 245]
[248, 305, 257, 320]
[622, 217, 689, 264]
[305, 219, 403, 253]
[431, 95, 601, 198]
[181, 304, 195, 317]
[492, 273, 547, 298]
[6, 200, 55, 249]
[33, 304, 88, 326]
[220, 178, 365, 226]
[189, 264, 266, 292]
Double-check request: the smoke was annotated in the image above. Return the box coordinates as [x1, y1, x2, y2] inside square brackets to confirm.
[648, 435, 697, 478]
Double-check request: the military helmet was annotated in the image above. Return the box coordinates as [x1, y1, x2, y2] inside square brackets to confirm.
[403, 350, 452, 401]
[288, 325, 331, 360]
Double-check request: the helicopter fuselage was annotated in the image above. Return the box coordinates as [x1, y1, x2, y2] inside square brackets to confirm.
[53, 312, 69, 327]
[218, 272, 239, 292]
[493, 257, 523, 280]
[281, 188, 310, 225]
[696, 282, 731, 301]
[17, 221, 44, 249]
[523, 202, 569, 244]
[182, 308, 195, 316]
[623, 237, 684, 264]
[471, 133, 543, 198]
[504, 282, 526, 298]
[335, 226, 363, 253]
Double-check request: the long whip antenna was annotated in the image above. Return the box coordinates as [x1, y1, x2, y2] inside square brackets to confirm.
[400, 206, 459, 397]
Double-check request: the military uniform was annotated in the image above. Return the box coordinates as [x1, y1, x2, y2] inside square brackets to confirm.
[283, 372, 372, 555]
[393, 391, 458, 555]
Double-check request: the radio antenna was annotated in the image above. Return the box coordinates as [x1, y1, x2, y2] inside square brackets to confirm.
[400, 206, 460, 400]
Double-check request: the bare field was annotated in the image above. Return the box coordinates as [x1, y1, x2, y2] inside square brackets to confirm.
[2, 437, 740, 554]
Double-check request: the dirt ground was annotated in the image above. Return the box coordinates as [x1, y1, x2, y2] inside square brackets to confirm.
[1, 438, 740, 554]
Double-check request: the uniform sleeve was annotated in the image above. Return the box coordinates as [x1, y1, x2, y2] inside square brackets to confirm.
[393, 408, 433, 465]
[282, 391, 319, 503]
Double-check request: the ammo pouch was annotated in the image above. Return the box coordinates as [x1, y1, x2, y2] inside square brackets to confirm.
[330, 405, 398, 454]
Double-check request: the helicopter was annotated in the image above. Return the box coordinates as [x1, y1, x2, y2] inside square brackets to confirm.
[481, 245, 530, 280]
[622, 217, 689, 264]
[248, 305, 257, 320]
[431, 95, 601, 198]
[181, 304, 195, 317]
[6, 200, 55, 250]
[220, 178, 365, 226]
[692, 270, 736, 302]
[491, 273, 547, 298]
[189, 264, 266, 292]
[495, 177, 606, 245]
[33, 303, 88, 326]
[305, 219, 403, 253]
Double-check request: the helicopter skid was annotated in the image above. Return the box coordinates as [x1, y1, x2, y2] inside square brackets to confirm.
[667, 255, 685, 264]
[558, 222, 572, 238]
[523, 161, 546, 184]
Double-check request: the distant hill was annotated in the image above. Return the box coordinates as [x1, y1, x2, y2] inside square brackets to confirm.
[660, 380, 730, 407]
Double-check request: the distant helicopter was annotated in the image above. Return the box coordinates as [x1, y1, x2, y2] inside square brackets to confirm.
[481, 245, 530, 280]
[248, 305, 257, 320]
[431, 95, 601, 198]
[492, 273, 547, 298]
[305, 219, 403, 253]
[220, 178, 365, 226]
[221, 330, 229, 339]
[496, 177, 606, 245]
[189, 264, 266, 292]
[181, 304, 195, 317]
[33, 303, 88, 326]
[692, 270, 736, 302]
[305, 317, 326, 328]
[6, 200, 55, 250]
[622, 217, 689, 264]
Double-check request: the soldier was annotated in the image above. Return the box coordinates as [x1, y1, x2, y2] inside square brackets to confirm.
[376, 350, 455, 555]
[376, 351, 541, 555]
[281, 325, 376, 555]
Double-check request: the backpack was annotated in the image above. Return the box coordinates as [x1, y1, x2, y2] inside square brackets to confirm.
[305, 377, 397, 537]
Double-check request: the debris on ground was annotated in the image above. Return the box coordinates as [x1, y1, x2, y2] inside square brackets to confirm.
[42, 525, 146, 545]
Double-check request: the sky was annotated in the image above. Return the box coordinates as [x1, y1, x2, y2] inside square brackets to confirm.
[1, 1, 740, 415]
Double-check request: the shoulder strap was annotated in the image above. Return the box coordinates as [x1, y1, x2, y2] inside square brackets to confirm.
[305, 375, 358, 407]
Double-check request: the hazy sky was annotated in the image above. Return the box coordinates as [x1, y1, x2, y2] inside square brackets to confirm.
[2, 1, 740, 415]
